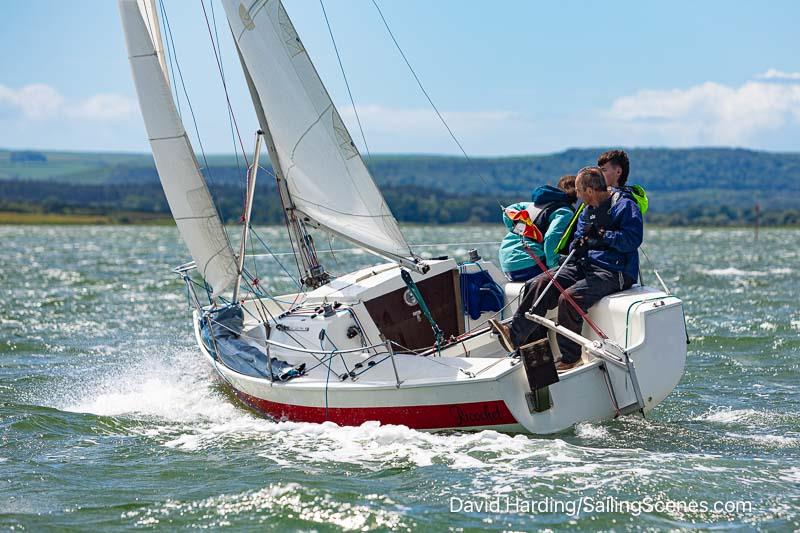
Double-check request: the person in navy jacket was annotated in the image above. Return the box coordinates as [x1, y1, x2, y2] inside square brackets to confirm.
[491, 166, 643, 371]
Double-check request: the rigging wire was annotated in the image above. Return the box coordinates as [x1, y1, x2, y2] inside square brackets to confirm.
[200, 0, 250, 170]
[281, 211, 308, 288]
[640, 245, 671, 294]
[157, 0, 240, 253]
[245, 240, 502, 258]
[248, 224, 259, 294]
[319, 0, 372, 161]
[155, 0, 182, 118]
[249, 225, 303, 289]
[208, 0, 245, 199]
[371, 0, 503, 209]
[317, 0, 413, 259]
[159, 3, 222, 204]
[255, 163, 314, 286]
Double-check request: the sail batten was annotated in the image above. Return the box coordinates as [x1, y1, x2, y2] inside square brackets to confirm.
[120, 0, 238, 296]
[222, 0, 415, 263]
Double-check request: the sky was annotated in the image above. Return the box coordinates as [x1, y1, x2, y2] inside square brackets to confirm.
[1, 0, 799, 156]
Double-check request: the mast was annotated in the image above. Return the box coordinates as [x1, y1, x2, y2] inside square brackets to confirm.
[232, 130, 264, 303]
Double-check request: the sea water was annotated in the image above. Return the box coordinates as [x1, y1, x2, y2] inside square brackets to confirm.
[1, 225, 798, 530]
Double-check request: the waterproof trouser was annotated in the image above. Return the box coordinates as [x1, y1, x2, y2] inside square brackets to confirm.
[509, 262, 633, 363]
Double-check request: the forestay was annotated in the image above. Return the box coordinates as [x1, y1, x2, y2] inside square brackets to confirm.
[119, 0, 238, 296]
[223, 0, 414, 262]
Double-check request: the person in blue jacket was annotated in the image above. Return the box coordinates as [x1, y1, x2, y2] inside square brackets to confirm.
[498, 175, 576, 282]
[492, 166, 643, 371]
[554, 149, 648, 257]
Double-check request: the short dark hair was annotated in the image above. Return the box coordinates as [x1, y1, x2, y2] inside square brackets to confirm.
[597, 149, 630, 186]
[576, 167, 607, 192]
[556, 174, 577, 202]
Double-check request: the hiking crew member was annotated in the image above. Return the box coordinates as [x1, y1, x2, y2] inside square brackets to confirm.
[555, 149, 647, 257]
[494, 167, 643, 371]
[499, 175, 576, 282]
[598, 148, 649, 216]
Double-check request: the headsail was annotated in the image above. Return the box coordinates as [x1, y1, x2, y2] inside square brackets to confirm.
[222, 0, 416, 265]
[119, 0, 238, 296]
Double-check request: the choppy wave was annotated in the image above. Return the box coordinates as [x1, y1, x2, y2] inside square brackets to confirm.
[60, 349, 241, 424]
[121, 483, 409, 530]
[574, 422, 610, 439]
[4, 226, 800, 529]
[692, 407, 799, 427]
[702, 266, 792, 277]
[725, 432, 800, 448]
[696, 408, 764, 424]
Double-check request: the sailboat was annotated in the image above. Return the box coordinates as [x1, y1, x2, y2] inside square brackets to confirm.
[119, 0, 687, 433]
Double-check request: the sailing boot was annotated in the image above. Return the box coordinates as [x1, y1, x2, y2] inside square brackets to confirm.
[555, 359, 584, 373]
[488, 319, 515, 352]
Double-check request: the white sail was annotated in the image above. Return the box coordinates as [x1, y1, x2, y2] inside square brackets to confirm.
[135, 0, 169, 85]
[222, 0, 414, 262]
[119, 0, 238, 296]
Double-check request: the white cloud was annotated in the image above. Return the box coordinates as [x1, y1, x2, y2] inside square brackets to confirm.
[0, 83, 135, 122]
[757, 68, 800, 81]
[66, 93, 136, 121]
[0, 83, 64, 119]
[607, 77, 800, 146]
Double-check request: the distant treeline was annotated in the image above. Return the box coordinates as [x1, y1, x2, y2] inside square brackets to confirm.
[2, 179, 798, 226]
[1, 146, 799, 225]
[0, 180, 505, 225]
[84, 148, 800, 211]
[9, 151, 47, 163]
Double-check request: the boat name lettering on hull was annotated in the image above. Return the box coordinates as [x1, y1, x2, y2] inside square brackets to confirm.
[450, 403, 504, 426]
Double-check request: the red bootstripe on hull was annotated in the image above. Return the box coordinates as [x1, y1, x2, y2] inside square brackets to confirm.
[234, 390, 518, 429]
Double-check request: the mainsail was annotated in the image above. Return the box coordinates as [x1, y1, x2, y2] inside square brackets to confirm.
[119, 0, 238, 296]
[135, 0, 169, 86]
[222, 0, 416, 265]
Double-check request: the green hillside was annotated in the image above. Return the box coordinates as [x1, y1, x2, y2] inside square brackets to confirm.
[1, 147, 798, 225]
[0, 149, 148, 184]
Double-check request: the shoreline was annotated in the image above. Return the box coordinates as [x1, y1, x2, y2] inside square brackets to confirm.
[0, 212, 797, 229]
[0, 211, 175, 225]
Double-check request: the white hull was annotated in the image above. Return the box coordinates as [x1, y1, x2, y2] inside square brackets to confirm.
[192, 259, 687, 434]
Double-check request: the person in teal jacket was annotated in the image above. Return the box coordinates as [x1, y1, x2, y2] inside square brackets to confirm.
[498, 175, 577, 282]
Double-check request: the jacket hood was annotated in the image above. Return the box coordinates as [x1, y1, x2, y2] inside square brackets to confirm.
[531, 185, 572, 206]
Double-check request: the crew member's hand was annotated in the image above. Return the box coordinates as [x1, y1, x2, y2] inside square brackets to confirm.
[585, 236, 609, 250]
[586, 224, 605, 239]
[571, 236, 589, 257]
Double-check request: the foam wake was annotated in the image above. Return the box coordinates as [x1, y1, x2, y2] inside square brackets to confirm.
[60, 347, 242, 424]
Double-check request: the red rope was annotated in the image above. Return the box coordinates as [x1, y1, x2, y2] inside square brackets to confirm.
[520, 244, 608, 339]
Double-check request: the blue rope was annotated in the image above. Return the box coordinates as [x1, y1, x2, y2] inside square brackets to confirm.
[320, 334, 334, 420]
[322, 329, 350, 376]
